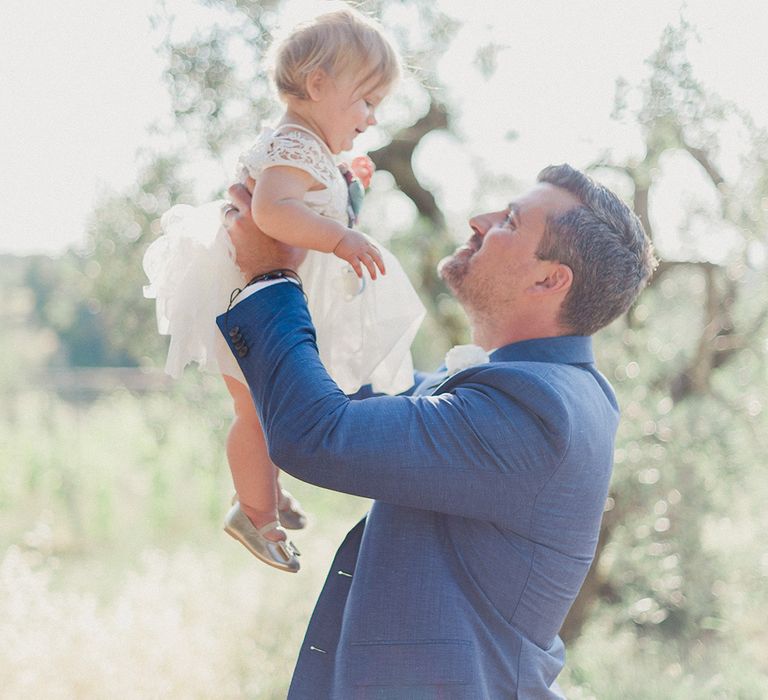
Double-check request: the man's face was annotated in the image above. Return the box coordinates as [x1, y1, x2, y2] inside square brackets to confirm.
[439, 183, 580, 316]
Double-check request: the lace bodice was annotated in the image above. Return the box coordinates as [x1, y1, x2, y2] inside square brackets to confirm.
[236, 124, 349, 225]
[144, 122, 424, 393]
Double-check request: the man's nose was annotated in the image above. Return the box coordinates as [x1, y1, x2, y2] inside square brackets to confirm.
[469, 213, 492, 236]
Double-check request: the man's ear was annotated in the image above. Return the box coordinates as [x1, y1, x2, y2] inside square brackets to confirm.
[305, 68, 328, 102]
[529, 263, 573, 296]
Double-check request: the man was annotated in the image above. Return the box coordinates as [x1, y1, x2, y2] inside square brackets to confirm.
[218, 164, 656, 698]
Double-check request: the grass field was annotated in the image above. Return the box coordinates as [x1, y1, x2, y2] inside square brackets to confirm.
[2, 376, 767, 698]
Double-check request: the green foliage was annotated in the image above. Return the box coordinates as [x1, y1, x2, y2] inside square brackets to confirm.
[1, 382, 220, 549]
[0, 373, 368, 550]
[157, 4, 278, 155]
[594, 268, 768, 635]
[13, 156, 193, 368]
[80, 156, 194, 367]
[0, 380, 369, 698]
[562, 19, 768, 670]
[556, 263, 768, 694]
[561, 618, 768, 699]
[0, 255, 58, 386]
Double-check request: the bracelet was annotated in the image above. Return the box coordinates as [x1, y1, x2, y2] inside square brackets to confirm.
[226, 268, 306, 325]
[245, 268, 303, 289]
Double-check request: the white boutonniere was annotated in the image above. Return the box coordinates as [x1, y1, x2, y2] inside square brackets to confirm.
[444, 344, 490, 375]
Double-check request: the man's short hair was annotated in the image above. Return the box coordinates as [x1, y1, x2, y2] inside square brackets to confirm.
[536, 164, 657, 335]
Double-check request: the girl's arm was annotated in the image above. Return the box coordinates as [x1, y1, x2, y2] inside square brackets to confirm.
[252, 166, 384, 278]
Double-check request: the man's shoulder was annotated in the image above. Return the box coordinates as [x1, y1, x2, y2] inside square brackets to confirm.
[440, 362, 574, 428]
[447, 359, 617, 424]
[452, 358, 585, 392]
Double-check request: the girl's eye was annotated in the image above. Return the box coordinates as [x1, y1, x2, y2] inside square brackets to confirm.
[502, 212, 515, 228]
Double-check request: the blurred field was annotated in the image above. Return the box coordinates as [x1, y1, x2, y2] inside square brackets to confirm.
[3, 372, 768, 698]
[1, 376, 370, 699]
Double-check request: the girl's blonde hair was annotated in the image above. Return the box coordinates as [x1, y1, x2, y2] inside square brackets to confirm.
[273, 8, 400, 100]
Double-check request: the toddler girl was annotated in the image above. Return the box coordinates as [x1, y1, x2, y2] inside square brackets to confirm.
[143, 8, 425, 572]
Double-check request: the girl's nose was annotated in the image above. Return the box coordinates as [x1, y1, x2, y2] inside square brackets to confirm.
[367, 112, 377, 126]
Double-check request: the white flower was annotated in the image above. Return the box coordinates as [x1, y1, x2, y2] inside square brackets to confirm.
[444, 344, 490, 374]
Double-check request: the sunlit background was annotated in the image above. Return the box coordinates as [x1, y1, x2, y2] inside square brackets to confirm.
[3, 0, 768, 258]
[2, 0, 768, 698]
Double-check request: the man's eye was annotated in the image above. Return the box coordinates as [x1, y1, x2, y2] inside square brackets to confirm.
[502, 213, 515, 228]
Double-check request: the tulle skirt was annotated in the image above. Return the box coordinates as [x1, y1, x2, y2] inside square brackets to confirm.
[143, 201, 425, 395]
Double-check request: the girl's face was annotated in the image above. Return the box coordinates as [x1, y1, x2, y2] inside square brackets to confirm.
[310, 71, 389, 154]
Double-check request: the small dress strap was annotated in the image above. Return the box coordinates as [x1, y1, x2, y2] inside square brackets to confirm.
[259, 124, 338, 188]
[273, 122, 334, 160]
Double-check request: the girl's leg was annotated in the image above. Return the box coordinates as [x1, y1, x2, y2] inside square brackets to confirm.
[222, 374, 284, 543]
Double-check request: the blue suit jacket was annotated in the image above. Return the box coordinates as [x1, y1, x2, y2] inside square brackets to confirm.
[217, 282, 619, 699]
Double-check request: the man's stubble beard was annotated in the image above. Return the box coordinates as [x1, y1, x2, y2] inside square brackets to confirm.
[439, 249, 495, 321]
[438, 250, 470, 301]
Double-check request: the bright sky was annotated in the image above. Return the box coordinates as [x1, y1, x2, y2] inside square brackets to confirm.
[1, 0, 767, 256]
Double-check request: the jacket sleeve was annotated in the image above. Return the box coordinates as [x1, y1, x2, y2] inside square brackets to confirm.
[217, 283, 571, 524]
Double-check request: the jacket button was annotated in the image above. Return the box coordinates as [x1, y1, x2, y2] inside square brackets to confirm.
[228, 326, 240, 338]
[238, 346, 248, 358]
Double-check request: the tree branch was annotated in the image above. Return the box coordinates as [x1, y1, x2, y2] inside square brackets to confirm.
[368, 99, 449, 229]
[682, 140, 726, 189]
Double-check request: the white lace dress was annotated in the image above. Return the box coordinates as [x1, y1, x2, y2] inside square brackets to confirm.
[143, 124, 425, 394]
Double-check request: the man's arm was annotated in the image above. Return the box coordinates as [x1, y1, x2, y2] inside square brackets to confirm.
[217, 283, 572, 530]
[220, 182, 570, 526]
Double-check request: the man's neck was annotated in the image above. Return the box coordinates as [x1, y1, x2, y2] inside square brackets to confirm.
[471, 315, 569, 351]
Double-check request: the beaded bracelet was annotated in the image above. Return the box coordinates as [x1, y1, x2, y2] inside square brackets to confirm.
[225, 268, 306, 326]
[245, 268, 303, 289]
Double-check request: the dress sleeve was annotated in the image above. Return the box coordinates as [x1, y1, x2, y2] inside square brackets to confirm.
[240, 128, 337, 188]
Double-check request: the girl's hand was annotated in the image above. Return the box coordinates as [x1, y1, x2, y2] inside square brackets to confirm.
[333, 230, 386, 279]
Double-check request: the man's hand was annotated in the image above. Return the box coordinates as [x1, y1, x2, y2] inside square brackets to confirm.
[224, 180, 307, 280]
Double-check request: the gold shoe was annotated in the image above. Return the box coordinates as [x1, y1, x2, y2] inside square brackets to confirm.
[277, 489, 308, 530]
[223, 502, 300, 573]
